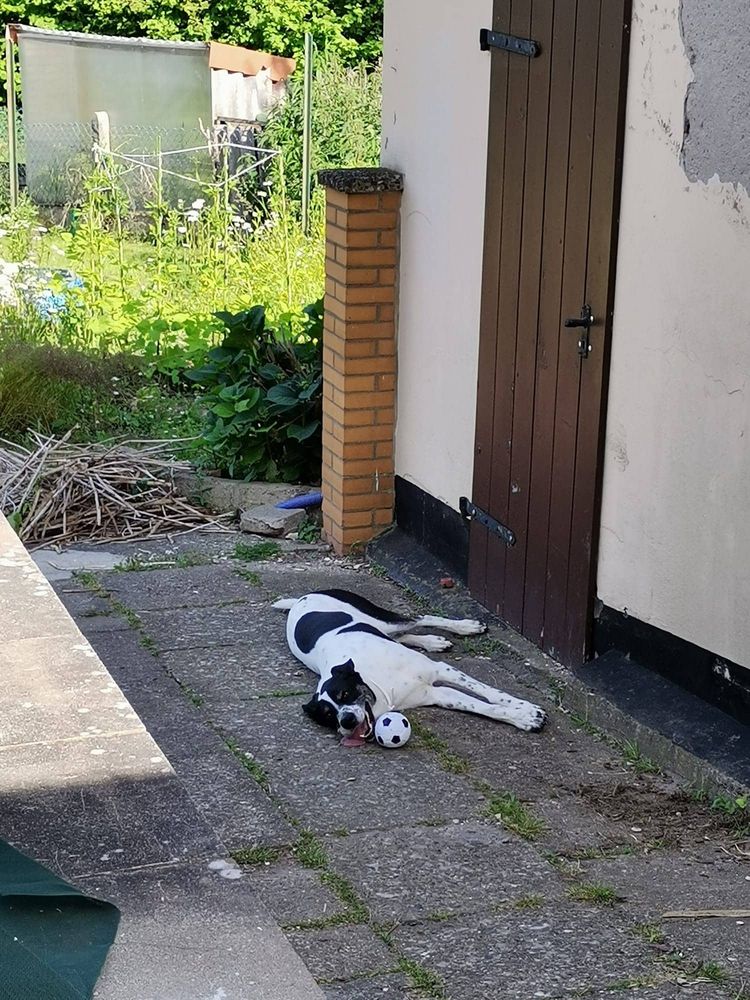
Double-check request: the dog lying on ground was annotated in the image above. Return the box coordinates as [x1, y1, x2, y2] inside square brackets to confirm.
[273, 589, 547, 746]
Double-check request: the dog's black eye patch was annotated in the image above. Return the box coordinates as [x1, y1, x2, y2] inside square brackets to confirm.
[337, 622, 395, 641]
[294, 611, 353, 653]
[302, 696, 338, 730]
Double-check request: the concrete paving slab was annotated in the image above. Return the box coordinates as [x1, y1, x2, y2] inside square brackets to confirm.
[0, 734, 219, 878]
[582, 849, 750, 978]
[286, 924, 396, 983]
[80, 859, 325, 1000]
[323, 975, 413, 1000]
[159, 640, 315, 703]
[32, 547, 122, 581]
[248, 860, 347, 926]
[51, 583, 113, 617]
[139, 602, 271, 651]
[393, 907, 655, 999]
[82, 629, 297, 850]
[207, 696, 485, 834]
[97, 562, 266, 612]
[325, 821, 562, 923]
[0, 635, 141, 748]
[0, 541, 81, 643]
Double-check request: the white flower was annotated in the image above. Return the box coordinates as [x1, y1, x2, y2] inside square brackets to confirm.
[0, 229, 8, 238]
[242, 221, 252, 231]
[185, 211, 199, 223]
[37, 226, 48, 233]
[191, 198, 205, 210]
[177, 226, 187, 233]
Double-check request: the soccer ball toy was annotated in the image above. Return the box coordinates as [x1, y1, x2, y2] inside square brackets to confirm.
[374, 711, 412, 748]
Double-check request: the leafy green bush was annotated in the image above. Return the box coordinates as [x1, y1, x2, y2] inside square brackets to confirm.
[262, 49, 381, 212]
[186, 301, 322, 482]
[0, 0, 383, 103]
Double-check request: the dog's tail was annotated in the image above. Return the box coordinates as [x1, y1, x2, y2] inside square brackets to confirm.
[272, 598, 297, 612]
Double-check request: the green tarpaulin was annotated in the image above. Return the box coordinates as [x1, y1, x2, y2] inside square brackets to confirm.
[0, 840, 120, 999]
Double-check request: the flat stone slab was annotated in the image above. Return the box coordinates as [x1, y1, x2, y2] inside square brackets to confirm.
[0, 542, 81, 643]
[138, 602, 273, 651]
[0, 635, 141, 748]
[97, 562, 266, 612]
[323, 975, 412, 1000]
[207, 696, 485, 834]
[248, 860, 346, 926]
[287, 924, 396, 983]
[32, 547, 122, 581]
[83, 629, 296, 850]
[240, 503, 306, 536]
[393, 907, 655, 999]
[173, 473, 313, 515]
[81, 859, 325, 1000]
[0, 732, 219, 878]
[582, 850, 750, 977]
[160, 641, 314, 704]
[325, 821, 562, 923]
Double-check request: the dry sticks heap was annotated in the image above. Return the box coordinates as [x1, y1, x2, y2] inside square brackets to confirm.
[0, 432, 229, 547]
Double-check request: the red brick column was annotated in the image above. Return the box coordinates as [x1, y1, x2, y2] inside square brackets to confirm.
[318, 168, 403, 554]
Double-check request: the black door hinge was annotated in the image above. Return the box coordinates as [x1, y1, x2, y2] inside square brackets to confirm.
[480, 28, 540, 58]
[460, 497, 516, 547]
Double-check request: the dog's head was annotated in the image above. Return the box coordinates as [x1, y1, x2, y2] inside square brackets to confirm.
[302, 659, 376, 746]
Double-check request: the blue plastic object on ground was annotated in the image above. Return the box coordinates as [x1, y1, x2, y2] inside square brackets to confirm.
[276, 492, 323, 510]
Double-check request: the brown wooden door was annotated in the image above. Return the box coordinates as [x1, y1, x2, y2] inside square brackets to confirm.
[468, 0, 631, 665]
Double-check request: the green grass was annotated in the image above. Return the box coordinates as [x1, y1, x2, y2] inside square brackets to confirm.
[621, 740, 661, 775]
[460, 636, 507, 657]
[567, 882, 620, 906]
[231, 845, 282, 866]
[295, 828, 327, 870]
[223, 738, 270, 792]
[566, 845, 637, 861]
[514, 894, 545, 910]
[694, 960, 729, 984]
[233, 541, 281, 562]
[410, 719, 471, 775]
[254, 689, 309, 700]
[235, 567, 262, 585]
[178, 682, 204, 708]
[483, 792, 546, 840]
[397, 958, 447, 999]
[631, 921, 666, 944]
[320, 871, 369, 923]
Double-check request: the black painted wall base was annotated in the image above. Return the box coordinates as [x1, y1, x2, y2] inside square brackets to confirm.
[593, 606, 750, 728]
[394, 476, 469, 582]
[391, 476, 750, 728]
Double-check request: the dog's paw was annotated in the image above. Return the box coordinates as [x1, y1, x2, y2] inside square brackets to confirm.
[513, 703, 548, 733]
[452, 618, 488, 636]
[419, 635, 454, 652]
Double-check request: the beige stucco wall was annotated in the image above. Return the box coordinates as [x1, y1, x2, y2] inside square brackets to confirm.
[381, 0, 492, 509]
[597, 0, 750, 666]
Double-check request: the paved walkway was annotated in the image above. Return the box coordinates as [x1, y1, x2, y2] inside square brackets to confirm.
[52, 534, 750, 999]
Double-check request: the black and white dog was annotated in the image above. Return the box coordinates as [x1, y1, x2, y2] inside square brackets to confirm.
[273, 589, 547, 746]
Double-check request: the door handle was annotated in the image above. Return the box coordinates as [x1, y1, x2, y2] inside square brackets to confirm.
[564, 305, 594, 358]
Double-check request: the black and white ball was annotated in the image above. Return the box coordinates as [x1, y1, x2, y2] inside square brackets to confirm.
[374, 711, 412, 748]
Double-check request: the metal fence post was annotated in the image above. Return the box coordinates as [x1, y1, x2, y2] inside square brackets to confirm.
[301, 31, 313, 234]
[5, 25, 19, 209]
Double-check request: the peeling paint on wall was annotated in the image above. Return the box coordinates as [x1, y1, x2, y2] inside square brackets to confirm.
[680, 0, 750, 191]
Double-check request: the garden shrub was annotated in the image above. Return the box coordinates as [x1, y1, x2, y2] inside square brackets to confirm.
[186, 300, 322, 482]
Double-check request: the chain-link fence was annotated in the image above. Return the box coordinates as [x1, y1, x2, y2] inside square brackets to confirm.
[0, 113, 276, 215]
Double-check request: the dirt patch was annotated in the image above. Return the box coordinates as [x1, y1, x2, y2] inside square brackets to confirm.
[578, 776, 743, 850]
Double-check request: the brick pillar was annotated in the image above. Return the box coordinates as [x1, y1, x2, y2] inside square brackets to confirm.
[318, 167, 403, 555]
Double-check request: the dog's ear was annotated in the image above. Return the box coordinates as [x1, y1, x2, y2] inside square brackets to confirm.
[302, 696, 318, 718]
[330, 659, 356, 678]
